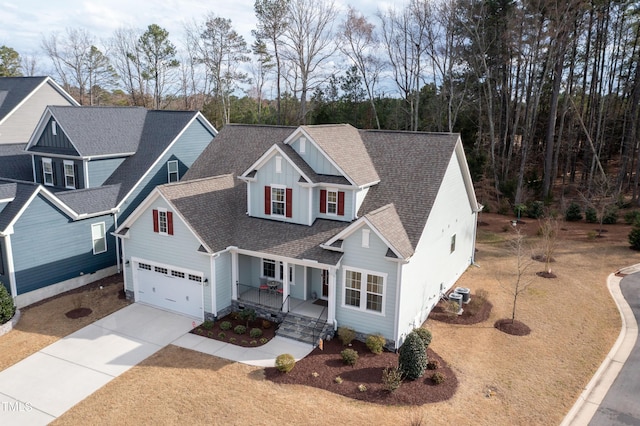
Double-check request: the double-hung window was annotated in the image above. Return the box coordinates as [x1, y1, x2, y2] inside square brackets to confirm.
[42, 158, 54, 186]
[271, 187, 285, 216]
[327, 190, 338, 214]
[167, 160, 179, 183]
[152, 209, 174, 235]
[343, 267, 385, 314]
[64, 160, 76, 189]
[91, 222, 107, 254]
[262, 258, 276, 279]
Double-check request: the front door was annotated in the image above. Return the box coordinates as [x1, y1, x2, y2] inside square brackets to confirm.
[322, 269, 329, 299]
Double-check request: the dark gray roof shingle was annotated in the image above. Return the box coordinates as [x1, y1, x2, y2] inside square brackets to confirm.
[55, 185, 120, 215]
[0, 77, 48, 122]
[0, 143, 32, 180]
[0, 180, 39, 232]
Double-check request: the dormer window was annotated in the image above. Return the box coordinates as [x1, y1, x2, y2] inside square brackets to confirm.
[320, 189, 345, 216]
[167, 160, 179, 183]
[264, 185, 292, 218]
[327, 190, 337, 214]
[64, 160, 75, 189]
[272, 186, 285, 215]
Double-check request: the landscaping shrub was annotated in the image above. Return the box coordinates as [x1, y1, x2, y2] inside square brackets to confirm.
[427, 360, 440, 370]
[629, 223, 640, 250]
[259, 337, 268, 344]
[219, 321, 232, 330]
[261, 319, 272, 329]
[365, 334, 386, 354]
[238, 308, 257, 327]
[234, 325, 247, 335]
[526, 200, 545, 219]
[218, 332, 226, 339]
[431, 372, 445, 384]
[249, 328, 263, 338]
[398, 332, 428, 380]
[412, 327, 432, 348]
[382, 366, 403, 392]
[337, 326, 356, 346]
[202, 320, 214, 330]
[357, 384, 367, 392]
[624, 210, 640, 225]
[585, 207, 598, 223]
[0, 285, 15, 325]
[275, 354, 296, 373]
[334, 376, 343, 384]
[565, 202, 582, 222]
[602, 207, 618, 224]
[341, 348, 359, 366]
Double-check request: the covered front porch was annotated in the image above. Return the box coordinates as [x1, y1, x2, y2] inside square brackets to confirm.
[230, 250, 337, 325]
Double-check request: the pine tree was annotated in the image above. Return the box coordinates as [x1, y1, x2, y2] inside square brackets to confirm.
[398, 331, 427, 380]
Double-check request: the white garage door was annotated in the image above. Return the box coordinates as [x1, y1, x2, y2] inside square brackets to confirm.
[134, 260, 203, 318]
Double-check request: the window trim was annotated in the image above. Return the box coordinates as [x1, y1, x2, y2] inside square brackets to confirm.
[271, 184, 286, 217]
[63, 160, 76, 189]
[326, 189, 338, 215]
[167, 160, 179, 183]
[91, 222, 107, 255]
[42, 158, 54, 186]
[262, 258, 277, 279]
[158, 208, 168, 235]
[261, 258, 294, 284]
[341, 266, 386, 316]
[153, 208, 174, 236]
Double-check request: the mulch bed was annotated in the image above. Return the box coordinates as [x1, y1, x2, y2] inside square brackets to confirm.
[65, 308, 93, 319]
[190, 313, 277, 348]
[494, 319, 531, 336]
[428, 298, 493, 325]
[264, 338, 457, 405]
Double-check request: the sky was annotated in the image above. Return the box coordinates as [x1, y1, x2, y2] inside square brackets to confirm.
[0, 0, 397, 71]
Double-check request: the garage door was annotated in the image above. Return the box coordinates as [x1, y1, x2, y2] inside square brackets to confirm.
[134, 260, 203, 318]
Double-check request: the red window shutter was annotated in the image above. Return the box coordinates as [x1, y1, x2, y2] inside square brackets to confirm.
[264, 186, 271, 215]
[167, 211, 174, 235]
[152, 209, 159, 233]
[338, 191, 345, 216]
[320, 189, 327, 213]
[286, 188, 293, 218]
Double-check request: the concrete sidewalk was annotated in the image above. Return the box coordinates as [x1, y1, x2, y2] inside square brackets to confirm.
[0, 304, 195, 425]
[561, 265, 640, 426]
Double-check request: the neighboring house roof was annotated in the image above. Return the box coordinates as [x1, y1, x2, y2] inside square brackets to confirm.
[0, 143, 32, 181]
[0, 180, 39, 233]
[170, 124, 473, 262]
[0, 182, 17, 202]
[0, 77, 77, 124]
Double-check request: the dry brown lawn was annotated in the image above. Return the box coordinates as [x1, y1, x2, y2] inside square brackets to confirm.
[0, 275, 129, 371]
[4, 214, 638, 425]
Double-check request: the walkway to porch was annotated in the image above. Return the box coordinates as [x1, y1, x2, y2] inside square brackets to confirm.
[237, 286, 328, 320]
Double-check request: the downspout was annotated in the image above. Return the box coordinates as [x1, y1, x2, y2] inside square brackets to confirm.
[393, 261, 403, 349]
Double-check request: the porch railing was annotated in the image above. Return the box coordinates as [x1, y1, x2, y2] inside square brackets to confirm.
[312, 306, 328, 346]
[236, 282, 283, 310]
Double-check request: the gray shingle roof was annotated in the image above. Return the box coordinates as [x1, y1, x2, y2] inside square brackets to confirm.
[0, 77, 48, 122]
[177, 124, 463, 262]
[300, 124, 380, 186]
[55, 185, 120, 215]
[0, 182, 17, 201]
[0, 144, 32, 181]
[0, 180, 39, 232]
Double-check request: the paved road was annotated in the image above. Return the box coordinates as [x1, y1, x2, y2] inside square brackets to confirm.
[590, 273, 640, 426]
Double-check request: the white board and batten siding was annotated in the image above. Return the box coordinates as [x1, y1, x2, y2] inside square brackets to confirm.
[123, 197, 212, 318]
[335, 224, 398, 341]
[397, 151, 477, 340]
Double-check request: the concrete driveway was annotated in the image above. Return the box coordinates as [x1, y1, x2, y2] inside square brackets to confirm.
[0, 304, 195, 425]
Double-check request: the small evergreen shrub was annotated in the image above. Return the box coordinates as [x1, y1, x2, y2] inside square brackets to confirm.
[250, 328, 263, 338]
[398, 332, 428, 380]
[195, 328, 204, 335]
[0, 284, 15, 325]
[624, 210, 640, 225]
[427, 360, 440, 370]
[431, 372, 445, 384]
[207, 330, 215, 338]
[412, 327, 433, 348]
[526, 201, 545, 219]
[334, 376, 343, 384]
[233, 325, 247, 335]
[259, 337, 268, 344]
[275, 354, 296, 373]
[202, 320, 214, 330]
[341, 348, 359, 366]
[365, 334, 386, 354]
[357, 384, 367, 392]
[585, 207, 598, 223]
[220, 321, 232, 330]
[337, 326, 356, 346]
[218, 332, 226, 339]
[629, 223, 640, 250]
[602, 207, 618, 224]
[229, 337, 236, 343]
[382, 366, 403, 392]
[565, 203, 582, 222]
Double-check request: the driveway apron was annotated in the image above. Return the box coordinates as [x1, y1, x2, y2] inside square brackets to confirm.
[590, 273, 640, 426]
[0, 304, 195, 425]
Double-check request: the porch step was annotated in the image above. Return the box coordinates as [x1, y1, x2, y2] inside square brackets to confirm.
[276, 312, 331, 346]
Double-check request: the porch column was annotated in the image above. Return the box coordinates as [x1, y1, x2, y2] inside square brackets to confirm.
[328, 267, 337, 326]
[231, 250, 238, 300]
[210, 254, 217, 317]
[282, 260, 290, 312]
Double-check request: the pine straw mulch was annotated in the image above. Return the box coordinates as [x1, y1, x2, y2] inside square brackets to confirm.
[264, 338, 457, 405]
[428, 296, 493, 325]
[494, 319, 532, 336]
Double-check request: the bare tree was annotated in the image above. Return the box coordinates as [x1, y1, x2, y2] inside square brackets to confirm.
[254, 0, 290, 124]
[250, 39, 275, 122]
[501, 228, 535, 323]
[136, 24, 180, 109]
[581, 174, 619, 237]
[535, 216, 559, 276]
[282, 0, 338, 124]
[109, 27, 147, 106]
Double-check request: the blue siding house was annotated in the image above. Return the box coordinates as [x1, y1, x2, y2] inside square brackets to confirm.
[0, 107, 217, 307]
[116, 124, 480, 349]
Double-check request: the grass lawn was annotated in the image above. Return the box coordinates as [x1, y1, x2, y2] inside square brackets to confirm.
[2, 213, 637, 425]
